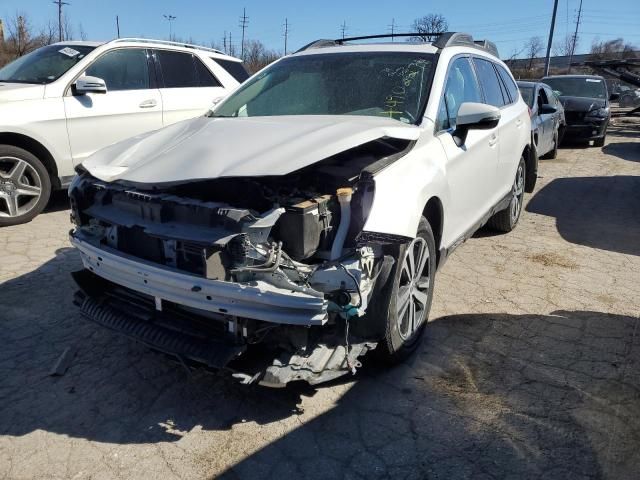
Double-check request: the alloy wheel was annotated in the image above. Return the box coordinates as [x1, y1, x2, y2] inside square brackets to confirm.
[396, 237, 431, 340]
[510, 162, 525, 223]
[0, 157, 43, 218]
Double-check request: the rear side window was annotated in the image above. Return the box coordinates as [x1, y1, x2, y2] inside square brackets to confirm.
[212, 58, 250, 83]
[194, 58, 222, 87]
[473, 57, 506, 107]
[156, 50, 199, 88]
[436, 57, 483, 130]
[495, 64, 519, 104]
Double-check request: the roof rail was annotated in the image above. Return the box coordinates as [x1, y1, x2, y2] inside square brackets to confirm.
[109, 38, 227, 56]
[295, 31, 499, 57]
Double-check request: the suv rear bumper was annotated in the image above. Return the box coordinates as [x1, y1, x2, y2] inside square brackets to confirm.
[70, 230, 328, 326]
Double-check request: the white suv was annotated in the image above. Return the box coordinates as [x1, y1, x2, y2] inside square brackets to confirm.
[0, 38, 246, 226]
[69, 32, 533, 387]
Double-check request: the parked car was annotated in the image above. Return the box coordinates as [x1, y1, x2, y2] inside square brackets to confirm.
[617, 84, 640, 108]
[541, 75, 612, 147]
[69, 32, 533, 387]
[517, 81, 565, 159]
[0, 38, 247, 226]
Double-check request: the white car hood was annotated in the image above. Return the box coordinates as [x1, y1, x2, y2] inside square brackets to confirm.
[82, 115, 421, 184]
[0, 83, 46, 102]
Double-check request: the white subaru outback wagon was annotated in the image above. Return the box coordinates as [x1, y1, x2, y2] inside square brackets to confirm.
[69, 32, 533, 387]
[0, 38, 246, 226]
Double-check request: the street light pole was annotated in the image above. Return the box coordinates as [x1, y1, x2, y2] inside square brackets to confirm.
[163, 14, 176, 41]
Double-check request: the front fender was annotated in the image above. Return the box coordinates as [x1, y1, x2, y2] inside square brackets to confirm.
[362, 140, 450, 240]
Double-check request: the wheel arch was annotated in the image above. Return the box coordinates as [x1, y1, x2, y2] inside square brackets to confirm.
[523, 142, 537, 193]
[422, 196, 444, 266]
[0, 132, 60, 189]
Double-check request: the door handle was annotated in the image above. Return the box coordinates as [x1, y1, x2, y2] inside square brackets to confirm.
[516, 119, 523, 128]
[139, 99, 157, 108]
[489, 134, 498, 147]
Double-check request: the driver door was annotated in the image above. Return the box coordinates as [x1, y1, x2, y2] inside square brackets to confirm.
[63, 48, 163, 164]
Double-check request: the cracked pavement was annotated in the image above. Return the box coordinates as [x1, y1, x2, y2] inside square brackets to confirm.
[0, 120, 639, 479]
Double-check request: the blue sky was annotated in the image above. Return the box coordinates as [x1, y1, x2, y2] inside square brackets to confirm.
[2, 0, 639, 58]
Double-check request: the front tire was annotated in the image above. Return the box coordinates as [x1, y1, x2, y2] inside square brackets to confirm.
[594, 135, 606, 147]
[373, 217, 436, 363]
[0, 145, 51, 227]
[487, 156, 525, 233]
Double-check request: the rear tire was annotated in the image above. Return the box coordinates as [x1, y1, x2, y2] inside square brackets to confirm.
[371, 216, 436, 363]
[487, 156, 525, 233]
[0, 145, 51, 227]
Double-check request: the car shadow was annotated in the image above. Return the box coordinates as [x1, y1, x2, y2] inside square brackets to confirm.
[1, 250, 638, 478]
[602, 142, 640, 163]
[526, 175, 640, 256]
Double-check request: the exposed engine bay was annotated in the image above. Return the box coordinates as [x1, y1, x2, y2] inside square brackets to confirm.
[69, 138, 412, 386]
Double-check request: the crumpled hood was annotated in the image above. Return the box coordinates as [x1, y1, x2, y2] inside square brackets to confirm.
[559, 95, 606, 113]
[82, 115, 421, 184]
[0, 83, 46, 102]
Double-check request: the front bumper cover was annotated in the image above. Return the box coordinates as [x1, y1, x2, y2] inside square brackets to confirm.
[70, 230, 328, 326]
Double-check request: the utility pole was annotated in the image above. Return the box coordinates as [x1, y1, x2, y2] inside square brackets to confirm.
[239, 7, 249, 60]
[229, 31, 234, 56]
[340, 20, 347, 39]
[223, 31, 227, 54]
[388, 18, 396, 42]
[543, 0, 559, 77]
[567, 0, 583, 73]
[116, 15, 120, 38]
[283, 18, 290, 55]
[53, 0, 69, 42]
[163, 14, 176, 41]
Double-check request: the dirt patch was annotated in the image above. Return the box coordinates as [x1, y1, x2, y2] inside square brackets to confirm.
[527, 252, 578, 269]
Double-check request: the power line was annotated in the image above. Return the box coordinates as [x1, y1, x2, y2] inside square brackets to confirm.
[283, 18, 289, 55]
[340, 20, 347, 40]
[567, 0, 583, 73]
[239, 7, 249, 60]
[52, 0, 69, 42]
[388, 18, 396, 42]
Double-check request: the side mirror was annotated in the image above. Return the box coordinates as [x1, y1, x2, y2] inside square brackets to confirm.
[74, 76, 107, 95]
[540, 103, 557, 114]
[609, 93, 620, 101]
[453, 102, 500, 147]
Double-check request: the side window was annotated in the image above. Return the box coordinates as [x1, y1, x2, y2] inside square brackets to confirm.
[85, 48, 150, 91]
[543, 87, 556, 106]
[156, 50, 199, 88]
[537, 88, 549, 109]
[495, 64, 519, 104]
[473, 57, 506, 107]
[194, 58, 222, 87]
[436, 57, 482, 131]
[212, 58, 250, 83]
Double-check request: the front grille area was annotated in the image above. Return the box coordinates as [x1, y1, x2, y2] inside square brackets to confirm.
[565, 111, 586, 124]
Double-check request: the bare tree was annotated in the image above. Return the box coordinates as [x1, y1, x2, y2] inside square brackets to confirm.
[553, 33, 578, 57]
[410, 14, 448, 41]
[78, 23, 87, 41]
[243, 39, 280, 73]
[589, 38, 637, 60]
[524, 36, 544, 70]
[61, 14, 74, 41]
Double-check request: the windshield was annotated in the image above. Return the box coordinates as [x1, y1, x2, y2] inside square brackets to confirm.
[543, 77, 607, 99]
[210, 52, 435, 124]
[519, 86, 534, 107]
[0, 44, 95, 84]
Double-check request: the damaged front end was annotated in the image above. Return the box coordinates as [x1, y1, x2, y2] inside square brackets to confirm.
[69, 138, 411, 387]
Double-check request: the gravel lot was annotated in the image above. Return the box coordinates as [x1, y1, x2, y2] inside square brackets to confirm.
[1, 121, 639, 480]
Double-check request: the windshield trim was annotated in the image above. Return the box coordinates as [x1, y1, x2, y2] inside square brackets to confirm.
[209, 51, 438, 126]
